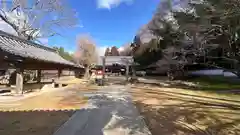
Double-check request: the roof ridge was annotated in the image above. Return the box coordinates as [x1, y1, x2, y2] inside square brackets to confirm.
[0, 30, 57, 53]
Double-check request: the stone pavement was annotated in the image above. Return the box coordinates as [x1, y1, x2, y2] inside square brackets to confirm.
[53, 85, 151, 135]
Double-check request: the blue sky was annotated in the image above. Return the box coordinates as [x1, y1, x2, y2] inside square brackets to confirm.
[48, 0, 160, 54]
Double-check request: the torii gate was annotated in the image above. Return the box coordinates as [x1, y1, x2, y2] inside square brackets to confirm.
[101, 56, 134, 81]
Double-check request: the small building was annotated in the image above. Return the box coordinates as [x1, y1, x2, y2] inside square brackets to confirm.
[97, 56, 133, 66]
[0, 30, 84, 94]
[99, 56, 134, 76]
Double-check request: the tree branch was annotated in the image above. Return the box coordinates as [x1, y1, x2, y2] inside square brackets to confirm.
[10, 5, 20, 12]
[0, 10, 19, 33]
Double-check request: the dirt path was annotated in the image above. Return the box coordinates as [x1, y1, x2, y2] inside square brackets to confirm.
[131, 85, 240, 135]
[54, 85, 151, 135]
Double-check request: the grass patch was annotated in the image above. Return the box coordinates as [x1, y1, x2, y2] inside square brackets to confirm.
[131, 86, 240, 135]
[188, 76, 240, 91]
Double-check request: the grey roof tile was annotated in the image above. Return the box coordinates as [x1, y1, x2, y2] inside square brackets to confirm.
[0, 30, 84, 69]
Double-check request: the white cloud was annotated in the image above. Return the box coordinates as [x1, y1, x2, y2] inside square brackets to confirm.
[76, 24, 84, 28]
[67, 50, 74, 54]
[97, 46, 108, 57]
[118, 47, 124, 52]
[95, 46, 108, 64]
[97, 0, 133, 9]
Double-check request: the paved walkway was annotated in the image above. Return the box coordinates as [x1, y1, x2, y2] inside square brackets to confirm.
[53, 85, 151, 135]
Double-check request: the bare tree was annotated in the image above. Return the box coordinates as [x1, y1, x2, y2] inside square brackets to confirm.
[104, 47, 110, 56]
[0, 0, 77, 40]
[76, 35, 97, 78]
[110, 46, 120, 56]
[119, 43, 131, 56]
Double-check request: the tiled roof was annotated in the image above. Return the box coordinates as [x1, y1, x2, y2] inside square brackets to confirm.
[0, 30, 83, 69]
[97, 56, 133, 65]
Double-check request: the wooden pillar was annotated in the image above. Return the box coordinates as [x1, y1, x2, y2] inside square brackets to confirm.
[37, 70, 41, 83]
[51, 78, 56, 88]
[58, 69, 62, 78]
[16, 68, 24, 94]
[132, 64, 136, 78]
[126, 62, 129, 81]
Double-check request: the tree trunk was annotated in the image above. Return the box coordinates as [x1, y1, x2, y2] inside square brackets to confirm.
[8, 71, 17, 86]
[37, 70, 41, 83]
[84, 66, 90, 79]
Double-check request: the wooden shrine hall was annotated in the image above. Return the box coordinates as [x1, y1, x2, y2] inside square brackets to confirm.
[0, 30, 84, 94]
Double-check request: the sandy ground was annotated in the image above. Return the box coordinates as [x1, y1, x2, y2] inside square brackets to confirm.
[0, 78, 100, 135]
[130, 84, 240, 135]
[0, 77, 99, 111]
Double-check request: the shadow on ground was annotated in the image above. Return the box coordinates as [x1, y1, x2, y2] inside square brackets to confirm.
[137, 76, 240, 93]
[55, 88, 150, 135]
[23, 82, 53, 92]
[0, 110, 75, 135]
[0, 82, 52, 94]
[131, 87, 240, 135]
[105, 76, 127, 86]
[89, 94, 150, 135]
